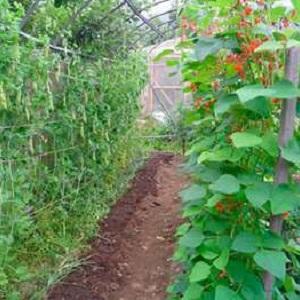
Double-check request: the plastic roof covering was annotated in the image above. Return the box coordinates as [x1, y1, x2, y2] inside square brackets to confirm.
[15, 0, 184, 60]
[146, 37, 181, 56]
[103, 0, 184, 46]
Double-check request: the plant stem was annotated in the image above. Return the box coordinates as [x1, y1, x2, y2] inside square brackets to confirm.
[20, 0, 43, 29]
[263, 47, 300, 300]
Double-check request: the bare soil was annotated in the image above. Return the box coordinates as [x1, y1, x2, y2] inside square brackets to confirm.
[48, 152, 186, 300]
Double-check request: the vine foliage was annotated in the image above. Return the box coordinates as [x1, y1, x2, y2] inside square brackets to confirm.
[0, 0, 146, 298]
[169, 1, 300, 299]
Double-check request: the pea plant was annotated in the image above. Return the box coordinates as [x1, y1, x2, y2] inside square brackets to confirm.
[169, 1, 300, 299]
[0, 1, 147, 298]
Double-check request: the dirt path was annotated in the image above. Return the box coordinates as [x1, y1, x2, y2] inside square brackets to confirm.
[48, 152, 187, 300]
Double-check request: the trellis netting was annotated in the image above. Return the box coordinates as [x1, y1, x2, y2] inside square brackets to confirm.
[0, 2, 147, 297]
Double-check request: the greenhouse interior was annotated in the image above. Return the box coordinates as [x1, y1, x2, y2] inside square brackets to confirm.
[1, 0, 300, 299]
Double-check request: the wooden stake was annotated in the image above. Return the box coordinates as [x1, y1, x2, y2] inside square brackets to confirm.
[263, 47, 300, 300]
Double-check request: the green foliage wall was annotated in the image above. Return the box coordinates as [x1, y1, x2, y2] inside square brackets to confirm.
[0, 1, 147, 298]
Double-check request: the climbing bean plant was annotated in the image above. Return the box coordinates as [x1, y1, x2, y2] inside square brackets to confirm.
[0, 1, 147, 298]
[169, 1, 300, 299]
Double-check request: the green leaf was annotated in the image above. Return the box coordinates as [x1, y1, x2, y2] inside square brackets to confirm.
[286, 292, 300, 300]
[176, 223, 190, 237]
[232, 232, 259, 253]
[210, 174, 240, 194]
[182, 284, 203, 300]
[195, 37, 223, 61]
[179, 228, 204, 248]
[284, 276, 296, 293]
[260, 133, 279, 157]
[213, 249, 229, 270]
[198, 147, 244, 164]
[199, 248, 218, 260]
[227, 260, 266, 300]
[281, 138, 300, 164]
[214, 94, 239, 116]
[236, 80, 300, 103]
[244, 96, 271, 117]
[237, 173, 261, 185]
[189, 261, 211, 282]
[183, 205, 203, 218]
[270, 185, 299, 215]
[166, 59, 179, 67]
[254, 250, 287, 279]
[261, 232, 284, 250]
[0, 270, 8, 286]
[292, 0, 300, 14]
[254, 39, 300, 52]
[241, 277, 266, 300]
[198, 148, 231, 163]
[153, 49, 174, 62]
[245, 182, 272, 208]
[215, 286, 242, 300]
[255, 40, 284, 52]
[195, 165, 221, 183]
[206, 194, 223, 207]
[231, 132, 262, 148]
[180, 185, 207, 203]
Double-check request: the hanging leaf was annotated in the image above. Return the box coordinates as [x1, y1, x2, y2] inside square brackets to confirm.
[189, 261, 211, 282]
[286, 293, 300, 300]
[182, 284, 204, 300]
[176, 223, 191, 237]
[254, 250, 287, 279]
[261, 232, 284, 250]
[215, 285, 242, 300]
[179, 228, 204, 248]
[281, 138, 300, 164]
[198, 147, 244, 164]
[236, 80, 300, 103]
[213, 249, 230, 270]
[237, 173, 261, 185]
[245, 182, 272, 208]
[197, 167, 222, 183]
[227, 260, 266, 300]
[232, 232, 259, 253]
[255, 40, 285, 52]
[153, 49, 174, 62]
[195, 37, 224, 61]
[231, 132, 262, 148]
[260, 133, 279, 157]
[180, 185, 207, 203]
[206, 194, 223, 207]
[214, 94, 239, 116]
[270, 185, 299, 215]
[210, 174, 240, 194]
[244, 96, 271, 117]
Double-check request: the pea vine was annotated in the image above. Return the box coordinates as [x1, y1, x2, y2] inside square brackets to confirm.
[0, 1, 146, 298]
[168, 1, 300, 299]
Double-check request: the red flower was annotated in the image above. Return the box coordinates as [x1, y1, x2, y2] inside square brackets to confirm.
[236, 32, 244, 39]
[282, 212, 289, 219]
[189, 83, 198, 92]
[244, 6, 253, 16]
[215, 202, 225, 213]
[194, 97, 203, 109]
[272, 98, 280, 104]
[189, 21, 197, 32]
[234, 64, 246, 79]
[255, 17, 262, 24]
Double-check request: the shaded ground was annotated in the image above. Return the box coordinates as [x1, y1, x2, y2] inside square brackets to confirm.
[48, 152, 186, 300]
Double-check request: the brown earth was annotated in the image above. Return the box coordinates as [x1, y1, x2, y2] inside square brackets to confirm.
[48, 152, 187, 300]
